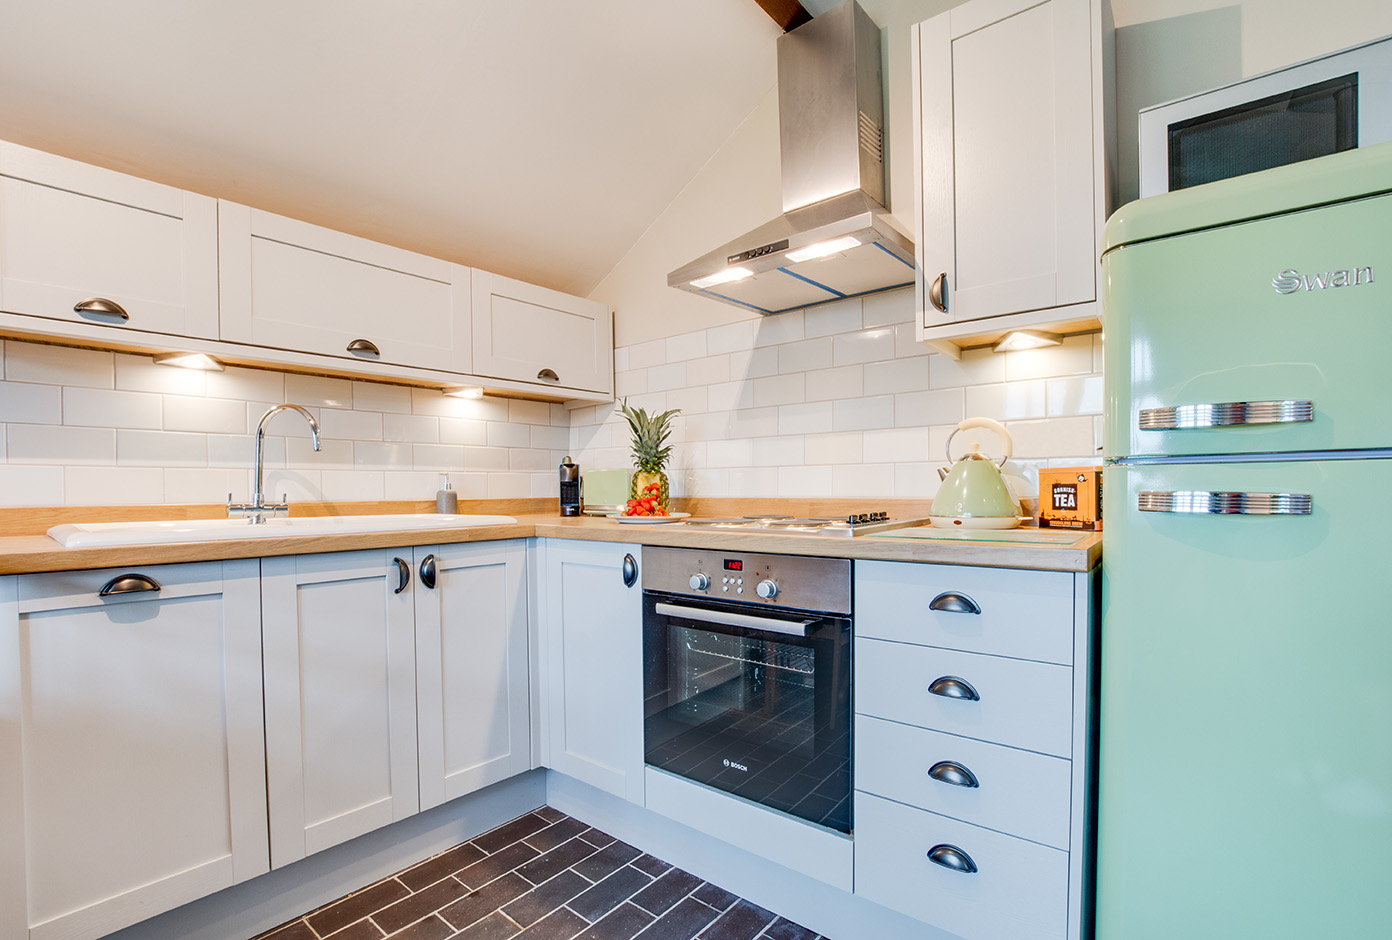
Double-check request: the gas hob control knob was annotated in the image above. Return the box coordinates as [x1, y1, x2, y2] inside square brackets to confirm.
[756, 579, 778, 600]
[689, 573, 711, 591]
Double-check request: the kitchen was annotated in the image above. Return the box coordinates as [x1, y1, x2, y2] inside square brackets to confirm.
[1, 1, 1389, 939]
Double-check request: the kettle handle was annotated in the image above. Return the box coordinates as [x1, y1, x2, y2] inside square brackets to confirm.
[945, 417, 1013, 468]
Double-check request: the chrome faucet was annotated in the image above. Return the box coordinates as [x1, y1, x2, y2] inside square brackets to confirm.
[228, 403, 322, 523]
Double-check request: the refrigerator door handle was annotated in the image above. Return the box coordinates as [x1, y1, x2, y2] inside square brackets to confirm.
[1138, 491, 1313, 515]
[1139, 400, 1314, 430]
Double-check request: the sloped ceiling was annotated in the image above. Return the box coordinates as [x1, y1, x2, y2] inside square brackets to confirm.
[0, 0, 781, 297]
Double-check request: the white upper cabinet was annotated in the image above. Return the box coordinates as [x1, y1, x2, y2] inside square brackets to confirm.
[218, 202, 472, 374]
[472, 270, 613, 395]
[0, 142, 219, 339]
[913, 0, 1112, 357]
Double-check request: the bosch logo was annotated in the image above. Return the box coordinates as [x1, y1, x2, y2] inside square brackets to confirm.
[722, 759, 749, 773]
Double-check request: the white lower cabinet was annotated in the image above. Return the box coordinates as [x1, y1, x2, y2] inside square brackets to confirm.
[414, 540, 531, 810]
[541, 540, 644, 803]
[261, 550, 421, 868]
[852, 560, 1095, 940]
[0, 561, 268, 940]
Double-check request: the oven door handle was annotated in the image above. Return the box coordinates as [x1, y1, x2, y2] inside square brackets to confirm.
[654, 601, 814, 637]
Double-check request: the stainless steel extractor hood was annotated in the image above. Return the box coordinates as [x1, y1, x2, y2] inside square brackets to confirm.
[668, 0, 914, 315]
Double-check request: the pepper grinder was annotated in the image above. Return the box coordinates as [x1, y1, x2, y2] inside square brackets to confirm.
[559, 456, 582, 516]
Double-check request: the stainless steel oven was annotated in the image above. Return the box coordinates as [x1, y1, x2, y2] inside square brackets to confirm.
[641, 546, 852, 834]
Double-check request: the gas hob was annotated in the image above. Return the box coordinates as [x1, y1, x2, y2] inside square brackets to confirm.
[677, 513, 928, 538]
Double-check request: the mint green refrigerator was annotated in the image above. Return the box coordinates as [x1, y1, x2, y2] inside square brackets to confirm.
[1098, 143, 1392, 939]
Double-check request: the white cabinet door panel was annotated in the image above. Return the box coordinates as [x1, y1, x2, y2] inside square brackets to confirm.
[415, 541, 531, 810]
[541, 540, 642, 802]
[219, 203, 471, 373]
[0, 141, 218, 339]
[1, 561, 265, 940]
[915, 0, 1104, 339]
[262, 550, 419, 868]
[855, 792, 1070, 940]
[856, 637, 1073, 757]
[472, 271, 612, 394]
[855, 559, 1075, 665]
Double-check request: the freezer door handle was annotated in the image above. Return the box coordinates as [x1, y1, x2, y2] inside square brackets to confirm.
[1138, 491, 1313, 515]
[1139, 400, 1313, 430]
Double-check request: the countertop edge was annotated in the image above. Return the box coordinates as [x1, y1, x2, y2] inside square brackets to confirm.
[0, 515, 1100, 575]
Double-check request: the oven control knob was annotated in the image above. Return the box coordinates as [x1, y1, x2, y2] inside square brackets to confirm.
[756, 579, 778, 599]
[689, 573, 710, 590]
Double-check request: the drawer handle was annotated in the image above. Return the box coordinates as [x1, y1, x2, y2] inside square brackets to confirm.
[928, 675, 980, 701]
[74, 297, 130, 322]
[347, 338, 381, 357]
[929, 591, 980, 615]
[928, 760, 980, 789]
[419, 554, 437, 590]
[393, 557, 411, 594]
[98, 573, 162, 597]
[929, 273, 948, 313]
[537, 368, 560, 382]
[927, 844, 978, 874]
[622, 553, 638, 588]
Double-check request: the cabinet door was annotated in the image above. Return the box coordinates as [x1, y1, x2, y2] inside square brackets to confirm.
[0, 561, 266, 940]
[541, 540, 643, 802]
[261, 550, 419, 868]
[916, 0, 1098, 328]
[219, 202, 471, 373]
[472, 270, 613, 394]
[414, 540, 531, 810]
[0, 142, 219, 339]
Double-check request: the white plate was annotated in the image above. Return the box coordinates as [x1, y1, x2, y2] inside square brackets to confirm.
[609, 512, 691, 524]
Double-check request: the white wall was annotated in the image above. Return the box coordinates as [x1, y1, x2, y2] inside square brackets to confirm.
[583, 0, 1392, 501]
[0, 340, 570, 506]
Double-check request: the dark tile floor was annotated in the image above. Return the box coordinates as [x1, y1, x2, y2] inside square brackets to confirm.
[251, 807, 830, 940]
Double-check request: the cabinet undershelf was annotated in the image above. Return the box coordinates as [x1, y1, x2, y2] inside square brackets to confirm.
[0, 312, 614, 406]
[921, 309, 1102, 360]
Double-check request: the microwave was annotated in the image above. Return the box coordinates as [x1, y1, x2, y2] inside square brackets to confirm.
[1139, 34, 1392, 197]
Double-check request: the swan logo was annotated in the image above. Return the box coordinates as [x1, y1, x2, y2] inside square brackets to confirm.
[1273, 266, 1374, 294]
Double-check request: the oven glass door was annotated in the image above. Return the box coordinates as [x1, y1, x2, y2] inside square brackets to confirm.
[642, 592, 851, 833]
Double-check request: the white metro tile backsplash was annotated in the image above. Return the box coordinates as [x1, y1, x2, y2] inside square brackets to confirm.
[0, 288, 1103, 508]
[0, 341, 571, 506]
[570, 287, 1104, 500]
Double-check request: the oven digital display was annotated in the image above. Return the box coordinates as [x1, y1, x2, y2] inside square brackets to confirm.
[723, 559, 743, 571]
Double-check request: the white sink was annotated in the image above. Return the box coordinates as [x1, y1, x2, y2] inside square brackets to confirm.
[47, 514, 518, 548]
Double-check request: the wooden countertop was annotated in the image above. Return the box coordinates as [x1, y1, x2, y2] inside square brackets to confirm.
[0, 509, 1100, 575]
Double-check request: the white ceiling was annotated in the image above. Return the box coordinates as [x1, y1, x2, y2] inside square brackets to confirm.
[0, 0, 782, 297]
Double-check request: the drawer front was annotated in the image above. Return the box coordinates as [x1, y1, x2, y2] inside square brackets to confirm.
[855, 715, 1071, 849]
[855, 792, 1070, 940]
[855, 560, 1075, 665]
[856, 637, 1072, 756]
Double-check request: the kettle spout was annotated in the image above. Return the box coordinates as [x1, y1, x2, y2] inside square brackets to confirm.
[937, 466, 949, 482]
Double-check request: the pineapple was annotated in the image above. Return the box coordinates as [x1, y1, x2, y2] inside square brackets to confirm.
[619, 398, 680, 510]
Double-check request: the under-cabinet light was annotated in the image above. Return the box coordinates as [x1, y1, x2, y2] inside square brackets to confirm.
[153, 352, 225, 371]
[690, 267, 754, 290]
[993, 330, 1062, 353]
[785, 236, 862, 263]
[443, 386, 484, 399]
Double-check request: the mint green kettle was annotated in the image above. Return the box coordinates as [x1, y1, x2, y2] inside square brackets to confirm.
[929, 417, 1022, 529]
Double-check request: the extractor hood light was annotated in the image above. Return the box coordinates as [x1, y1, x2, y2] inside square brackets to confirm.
[690, 267, 754, 290]
[993, 330, 1063, 353]
[443, 386, 484, 399]
[153, 352, 224, 371]
[785, 236, 862, 263]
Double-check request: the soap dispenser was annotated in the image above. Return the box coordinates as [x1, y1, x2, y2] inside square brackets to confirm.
[435, 474, 457, 514]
